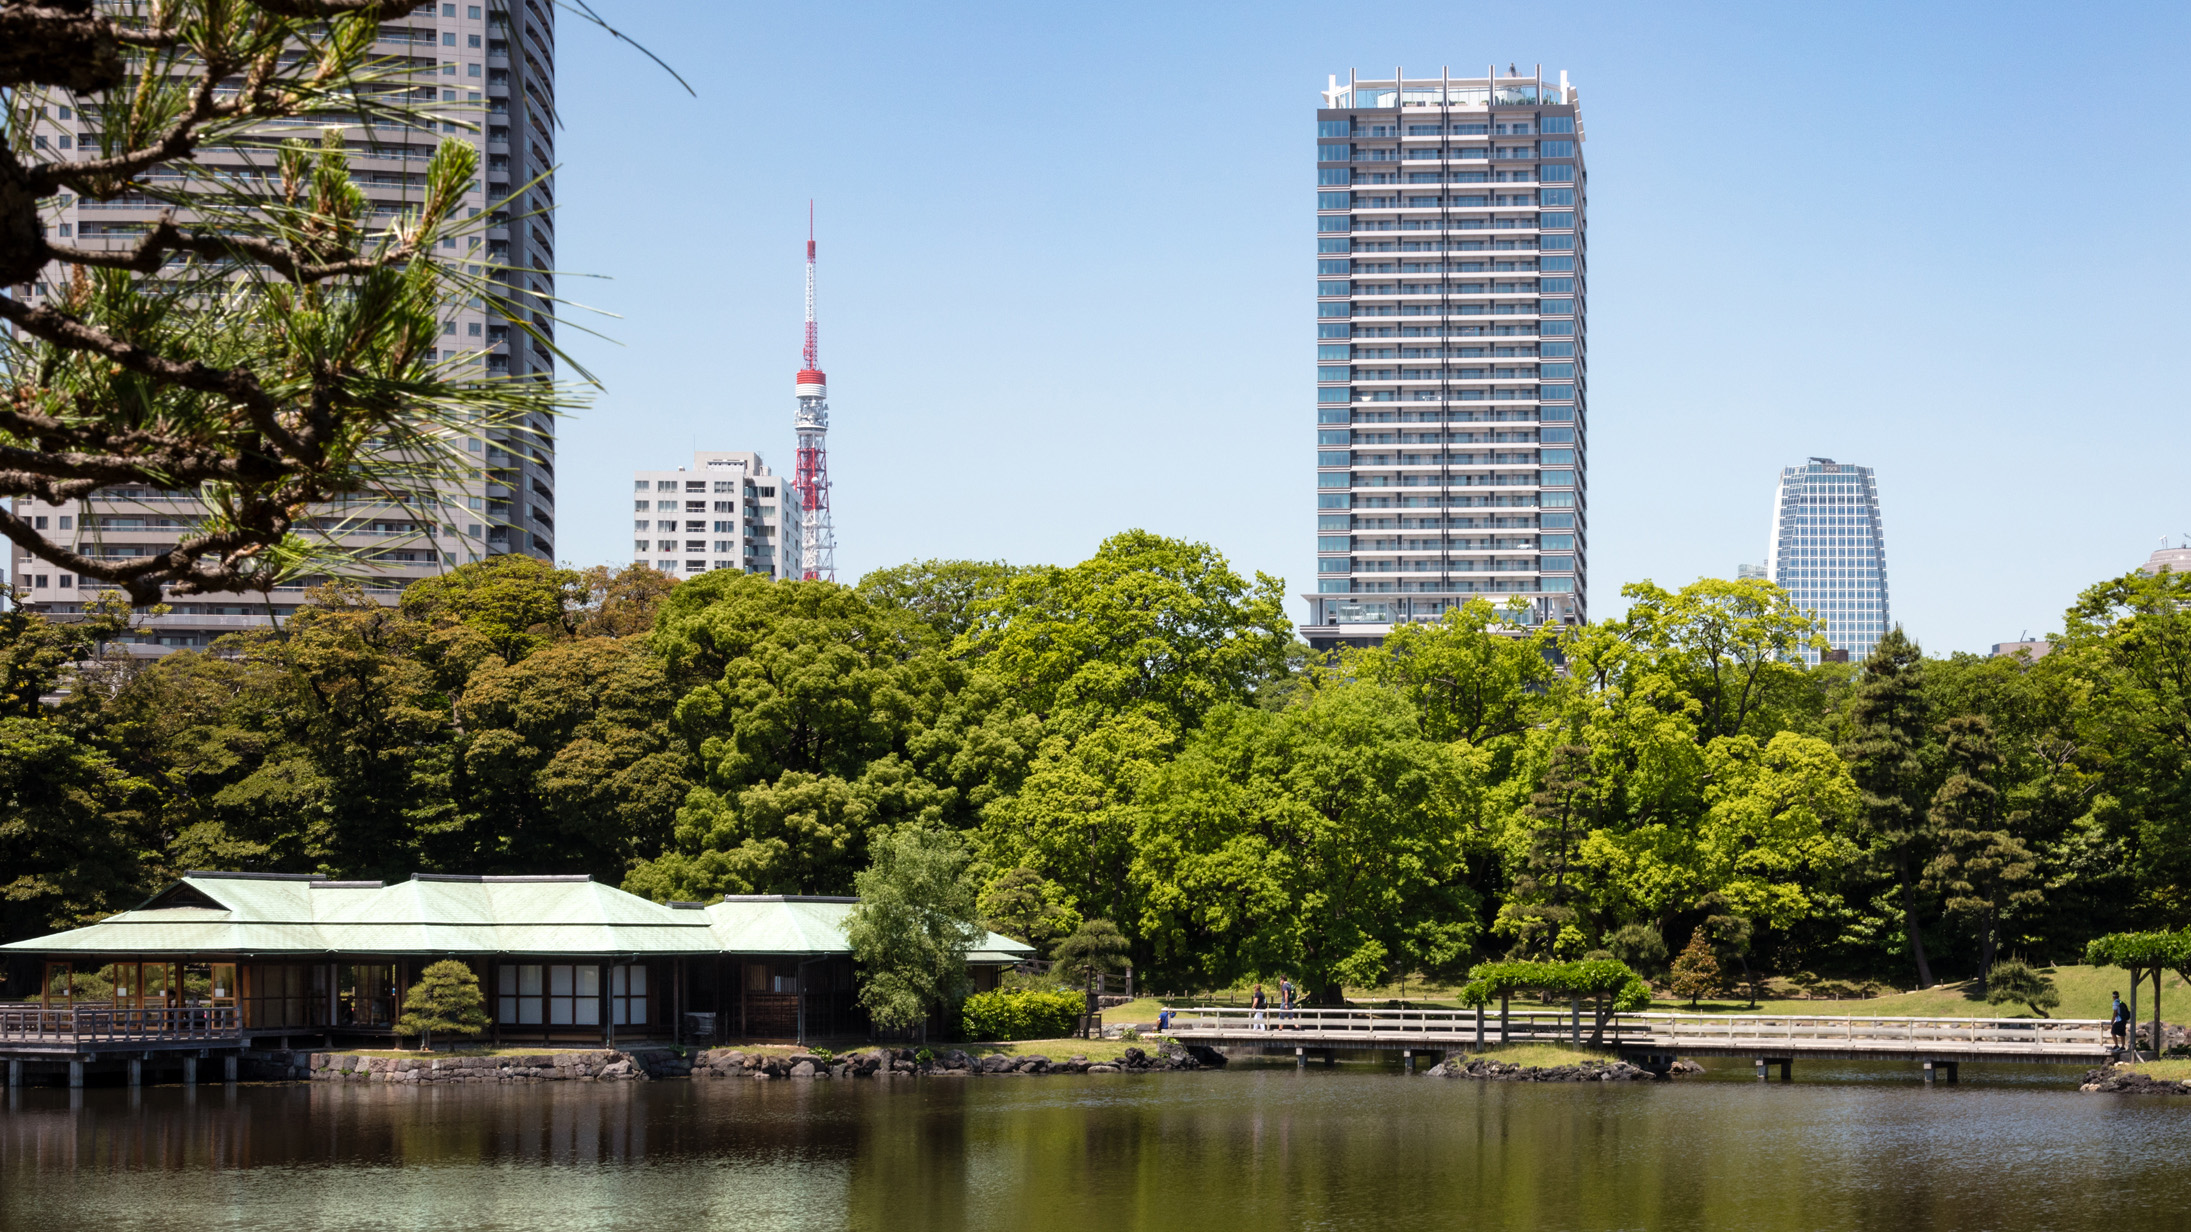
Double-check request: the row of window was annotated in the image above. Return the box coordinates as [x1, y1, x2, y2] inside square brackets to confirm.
[1326, 118, 1574, 138]
[637, 479, 777, 496]
[1316, 577, 1578, 595]
[1320, 427, 1575, 444]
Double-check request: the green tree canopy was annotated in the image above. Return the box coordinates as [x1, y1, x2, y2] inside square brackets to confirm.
[396, 959, 489, 1051]
[1133, 682, 1483, 1003]
[846, 828, 984, 1033]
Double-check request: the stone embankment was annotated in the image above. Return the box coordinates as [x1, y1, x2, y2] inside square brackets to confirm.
[696, 1042, 1216, 1079]
[1424, 1055, 1695, 1082]
[240, 1043, 1214, 1084]
[2079, 1066, 2191, 1095]
[245, 1048, 694, 1083]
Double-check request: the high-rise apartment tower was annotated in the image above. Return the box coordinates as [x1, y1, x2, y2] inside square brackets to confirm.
[9, 3, 559, 653]
[1301, 67, 1587, 650]
[1765, 457, 1891, 663]
[630, 452, 798, 581]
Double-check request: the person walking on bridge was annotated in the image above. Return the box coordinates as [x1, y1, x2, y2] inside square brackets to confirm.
[1279, 977, 1296, 1029]
[1251, 984, 1268, 1031]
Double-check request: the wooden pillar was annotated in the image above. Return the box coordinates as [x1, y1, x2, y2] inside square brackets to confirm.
[5, 1059, 19, 1087]
[223, 1053, 237, 1082]
[602, 963, 614, 1049]
[1755, 1057, 1768, 1082]
[1403, 1049, 1413, 1074]
[1475, 1004, 1484, 1049]
[1922, 1059, 1936, 1084]
[673, 959, 684, 1046]
[127, 1057, 142, 1086]
[1571, 996, 1581, 1048]
[1499, 993, 1509, 1045]
[1778, 1058, 1791, 1082]
[182, 1056, 197, 1086]
[1295, 1046, 1305, 1069]
[68, 1060, 84, 1088]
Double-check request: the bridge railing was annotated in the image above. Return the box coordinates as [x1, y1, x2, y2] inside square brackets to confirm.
[1627, 1012, 2112, 1053]
[1157, 1006, 2114, 1053]
[0, 1003, 242, 1045]
[1159, 1005, 1649, 1044]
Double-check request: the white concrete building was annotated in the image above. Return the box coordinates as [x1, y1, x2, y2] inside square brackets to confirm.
[631, 453, 798, 581]
[8, 3, 560, 653]
[1765, 457, 1891, 664]
[1299, 67, 1587, 651]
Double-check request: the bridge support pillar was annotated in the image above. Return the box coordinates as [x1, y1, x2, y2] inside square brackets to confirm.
[68, 1060, 84, 1088]
[1922, 1060, 1958, 1084]
[127, 1058, 142, 1087]
[5, 1059, 19, 1088]
[1295, 1047, 1305, 1070]
[1754, 1057, 1791, 1082]
[1403, 1050, 1413, 1074]
[223, 1054, 238, 1083]
[183, 1056, 197, 1086]
[1323, 1049, 1335, 1068]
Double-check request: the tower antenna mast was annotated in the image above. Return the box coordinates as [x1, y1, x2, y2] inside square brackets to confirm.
[793, 202, 836, 581]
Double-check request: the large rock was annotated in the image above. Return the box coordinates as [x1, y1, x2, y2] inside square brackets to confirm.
[2080, 1066, 2191, 1094]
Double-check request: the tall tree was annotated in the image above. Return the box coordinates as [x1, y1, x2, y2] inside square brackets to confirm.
[1922, 715, 2042, 989]
[1133, 683, 1483, 1003]
[1838, 627, 1938, 986]
[1618, 577, 1828, 740]
[956, 530, 1291, 735]
[1494, 743, 1597, 958]
[846, 828, 983, 1035]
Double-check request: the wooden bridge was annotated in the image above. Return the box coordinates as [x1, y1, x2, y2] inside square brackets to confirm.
[1, 1004, 244, 1088]
[1158, 1006, 2118, 1080]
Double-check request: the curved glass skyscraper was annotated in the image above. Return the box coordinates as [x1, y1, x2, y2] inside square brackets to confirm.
[1765, 457, 1891, 663]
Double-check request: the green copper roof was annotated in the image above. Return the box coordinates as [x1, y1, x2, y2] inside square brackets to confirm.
[1, 875, 1036, 963]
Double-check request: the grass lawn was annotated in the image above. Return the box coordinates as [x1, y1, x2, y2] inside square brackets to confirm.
[2119, 1059, 2191, 1081]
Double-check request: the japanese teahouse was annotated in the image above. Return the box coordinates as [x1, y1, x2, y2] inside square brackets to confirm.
[1, 871, 1032, 1070]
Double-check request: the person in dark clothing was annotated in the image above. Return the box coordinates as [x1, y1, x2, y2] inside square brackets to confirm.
[2111, 992, 2131, 1050]
[1250, 984, 1268, 1031]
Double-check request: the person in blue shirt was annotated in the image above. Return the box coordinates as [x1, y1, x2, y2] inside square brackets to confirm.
[2111, 992, 2131, 1052]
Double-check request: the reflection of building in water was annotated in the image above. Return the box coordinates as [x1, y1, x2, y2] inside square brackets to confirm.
[3, 871, 1030, 1080]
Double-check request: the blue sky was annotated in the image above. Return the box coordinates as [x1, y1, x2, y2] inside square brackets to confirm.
[550, 0, 2191, 654]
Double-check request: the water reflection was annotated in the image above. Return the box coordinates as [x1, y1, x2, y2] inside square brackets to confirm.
[1, 1066, 2183, 1232]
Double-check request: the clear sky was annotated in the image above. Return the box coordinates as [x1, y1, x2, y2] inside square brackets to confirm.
[547, 0, 2189, 655]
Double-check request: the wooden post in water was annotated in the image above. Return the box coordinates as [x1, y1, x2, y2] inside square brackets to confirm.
[1295, 1046, 1305, 1070]
[5, 1059, 18, 1087]
[68, 1060, 83, 1088]
[182, 1056, 196, 1086]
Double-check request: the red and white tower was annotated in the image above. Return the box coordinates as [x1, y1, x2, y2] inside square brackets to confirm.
[793, 204, 836, 581]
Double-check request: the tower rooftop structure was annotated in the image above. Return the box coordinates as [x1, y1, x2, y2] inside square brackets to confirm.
[792, 206, 837, 581]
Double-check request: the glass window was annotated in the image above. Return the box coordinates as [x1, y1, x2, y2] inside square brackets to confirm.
[338, 964, 398, 1026]
[1318, 430, 1350, 445]
[611, 964, 647, 1027]
[1318, 120, 1349, 138]
[1318, 259, 1351, 276]
[1317, 192, 1351, 210]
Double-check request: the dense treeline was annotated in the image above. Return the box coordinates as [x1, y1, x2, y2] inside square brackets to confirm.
[3, 531, 2186, 1003]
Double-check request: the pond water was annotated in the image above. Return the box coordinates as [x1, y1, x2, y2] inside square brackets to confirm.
[2, 1059, 2184, 1231]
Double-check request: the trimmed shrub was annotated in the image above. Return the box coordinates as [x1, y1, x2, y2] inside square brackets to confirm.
[960, 988, 1084, 1041]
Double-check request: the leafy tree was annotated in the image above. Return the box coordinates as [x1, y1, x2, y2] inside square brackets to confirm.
[401, 555, 586, 686]
[0, 715, 161, 941]
[1133, 683, 1483, 1004]
[977, 866, 1081, 951]
[979, 712, 1171, 932]
[396, 960, 489, 1051]
[455, 635, 690, 878]
[856, 559, 1030, 646]
[845, 828, 984, 1034]
[1699, 894, 1760, 1008]
[572, 563, 679, 640]
[957, 530, 1291, 735]
[2056, 568, 2191, 922]
[1617, 577, 1827, 740]
[1921, 716, 2042, 990]
[1352, 597, 1561, 748]
[1837, 628, 1938, 987]
[630, 572, 1032, 900]
[1669, 927, 1721, 1006]
[1, 2, 567, 603]
[1051, 918, 1130, 1037]
[1983, 958, 2060, 1017]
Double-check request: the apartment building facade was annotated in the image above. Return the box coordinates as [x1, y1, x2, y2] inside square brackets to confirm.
[8, 1, 560, 653]
[1300, 68, 1588, 650]
[1764, 457, 1892, 664]
[632, 453, 798, 582]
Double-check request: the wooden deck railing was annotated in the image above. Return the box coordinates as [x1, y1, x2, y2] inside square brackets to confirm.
[0, 1003, 242, 1045]
[1158, 1006, 2115, 1057]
